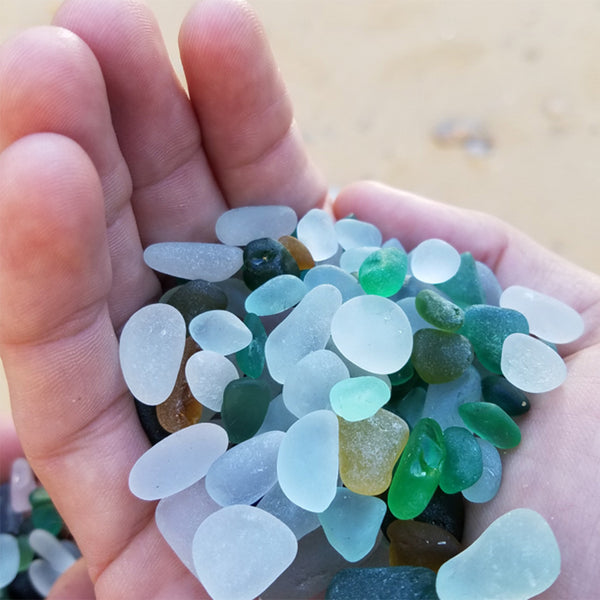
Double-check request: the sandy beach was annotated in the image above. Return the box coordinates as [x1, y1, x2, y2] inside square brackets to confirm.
[1, 0, 599, 417]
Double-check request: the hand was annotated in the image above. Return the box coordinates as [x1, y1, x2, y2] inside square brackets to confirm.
[2, 2, 599, 600]
[334, 182, 600, 599]
[0, 0, 325, 597]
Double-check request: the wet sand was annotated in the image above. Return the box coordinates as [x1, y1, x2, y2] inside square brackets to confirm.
[1, 0, 599, 416]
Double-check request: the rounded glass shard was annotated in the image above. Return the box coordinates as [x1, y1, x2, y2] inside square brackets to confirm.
[215, 205, 297, 246]
[119, 303, 186, 406]
[410, 239, 461, 284]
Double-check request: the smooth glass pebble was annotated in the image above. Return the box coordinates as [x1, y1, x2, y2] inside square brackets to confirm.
[462, 438, 502, 503]
[338, 409, 409, 495]
[388, 362, 415, 386]
[415, 289, 464, 331]
[459, 402, 521, 449]
[435, 252, 485, 308]
[481, 374, 530, 416]
[156, 337, 202, 433]
[358, 247, 408, 297]
[155, 478, 221, 576]
[277, 410, 339, 512]
[221, 378, 272, 443]
[28, 559, 60, 597]
[303, 264, 365, 302]
[388, 418, 446, 520]
[326, 566, 438, 600]
[410, 239, 461, 284]
[319, 487, 386, 562]
[439, 427, 483, 494]
[128, 422, 228, 500]
[460, 305, 529, 373]
[435, 508, 561, 600]
[30, 495, 63, 536]
[205, 431, 284, 506]
[422, 365, 481, 430]
[387, 520, 462, 572]
[339, 246, 381, 273]
[411, 329, 474, 384]
[500, 284, 584, 344]
[245, 274, 307, 315]
[278, 235, 316, 270]
[164, 279, 227, 328]
[386, 386, 426, 430]
[242, 238, 300, 291]
[215, 205, 297, 246]
[185, 350, 238, 412]
[501, 333, 567, 393]
[119, 303, 186, 406]
[17, 533, 35, 572]
[28, 529, 75, 574]
[330, 376, 391, 422]
[265, 284, 342, 383]
[476, 260, 502, 306]
[192, 505, 297, 600]
[331, 295, 413, 375]
[235, 312, 267, 378]
[257, 482, 320, 540]
[296, 208, 339, 261]
[10, 457, 36, 513]
[144, 242, 243, 282]
[255, 394, 297, 435]
[282, 349, 349, 418]
[189, 309, 252, 355]
[334, 218, 382, 250]
[0, 533, 19, 587]
[396, 297, 431, 333]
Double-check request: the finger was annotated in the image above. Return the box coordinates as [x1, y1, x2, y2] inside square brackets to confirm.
[0, 25, 158, 330]
[334, 181, 600, 347]
[0, 134, 203, 596]
[53, 0, 226, 243]
[179, 0, 327, 214]
[48, 558, 95, 600]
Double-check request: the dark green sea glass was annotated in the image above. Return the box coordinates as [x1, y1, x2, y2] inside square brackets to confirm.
[242, 238, 300, 290]
[235, 313, 267, 379]
[221, 378, 271, 443]
[435, 252, 485, 308]
[439, 427, 483, 494]
[411, 329, 474, 384]
[459, 401, 521, 449]
[415, 289, 464, 332]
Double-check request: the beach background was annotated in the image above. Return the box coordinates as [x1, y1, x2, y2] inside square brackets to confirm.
[1, 0, 599, 421]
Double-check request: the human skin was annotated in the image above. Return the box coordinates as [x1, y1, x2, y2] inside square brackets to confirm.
[1, 1, 599, 598]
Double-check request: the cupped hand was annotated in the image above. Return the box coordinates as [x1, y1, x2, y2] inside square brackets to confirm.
[2, 1, 599, 599]
[333, 182, 600, 599]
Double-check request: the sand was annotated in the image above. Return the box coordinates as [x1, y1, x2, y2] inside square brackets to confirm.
[1, 0, 599, 417]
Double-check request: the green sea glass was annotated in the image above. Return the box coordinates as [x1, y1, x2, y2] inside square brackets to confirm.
[235, 313, 267, 378]
[481, 374, 530, 416]
[460, 304, 529, 373]
[458, 402, 521, 449]
[439, 427, 483, 494]
[242, 238, 300, 290]
[411, 329, 474, 384]
[358, 247, 408, 297]
[435, 252, 485, 308]
[221, 378, 271, 443]
[415, 289, 464, 332]
[388, 418, 446, 519]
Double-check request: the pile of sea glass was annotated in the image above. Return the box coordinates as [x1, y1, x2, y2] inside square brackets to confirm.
[0, 458, 81, 598]
[120, 206, 582, 600]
